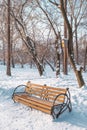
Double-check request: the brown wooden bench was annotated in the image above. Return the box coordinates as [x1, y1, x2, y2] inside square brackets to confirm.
[12, 81, 72, 119]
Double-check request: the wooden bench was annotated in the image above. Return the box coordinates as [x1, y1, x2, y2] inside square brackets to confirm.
[12, 81, 72, 119]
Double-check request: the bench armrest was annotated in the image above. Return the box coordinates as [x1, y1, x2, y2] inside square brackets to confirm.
[53, 88, 72, 111]
[12, 85, 27, 99]
[51, 88, 72, 119]
[53, 93, 68, 106]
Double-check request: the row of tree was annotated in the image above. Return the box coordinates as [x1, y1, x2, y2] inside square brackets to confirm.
[0, 0, 87, 87]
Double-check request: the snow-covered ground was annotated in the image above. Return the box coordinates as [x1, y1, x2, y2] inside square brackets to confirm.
[0, 64, 87, 130]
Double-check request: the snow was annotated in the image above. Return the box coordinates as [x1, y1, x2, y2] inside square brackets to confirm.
[0, 64, 87, 130]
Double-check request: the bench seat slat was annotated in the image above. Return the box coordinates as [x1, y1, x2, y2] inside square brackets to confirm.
[14, 93, 53, 107]
[14, 94, 53, 114]
[15, 97, 51, 114]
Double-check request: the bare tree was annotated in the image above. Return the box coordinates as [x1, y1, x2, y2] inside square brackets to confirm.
[35, 0, 62, 77]
[61, 0, 85, 87]
[10, 1, 44, 75]
[68, 0, 87, 64]
[49, 0, 85, 87]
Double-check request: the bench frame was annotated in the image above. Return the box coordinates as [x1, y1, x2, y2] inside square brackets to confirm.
[12, 82, 72, 119]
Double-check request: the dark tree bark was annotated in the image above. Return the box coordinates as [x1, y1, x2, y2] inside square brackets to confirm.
[63, 0, 68, 75]
[54, 38, 60, 77]
[2, 41, 6, 65]
[7, 0, 11, 76]
[75, 18, 79, 64]
[26, 36, 44, 76]
[45, 58, 55, 71]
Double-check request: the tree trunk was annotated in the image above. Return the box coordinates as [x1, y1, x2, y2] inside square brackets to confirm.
[63, 0, 68, 75]
[33, 57, 44, 76]
[75, 18, 79, 64]
[68, 52, 85, 87]
[26, 36, 44, 76]
[11, 43, 15, 68]
[7, 0, 11, 76]
[45, 58, 55, 71]
[54, 38, 60, 77]
[3, 42, 6, 65]
[11, 57, 15, 68]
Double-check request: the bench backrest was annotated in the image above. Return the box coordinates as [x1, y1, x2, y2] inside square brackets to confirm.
[25, 82, 67, 103]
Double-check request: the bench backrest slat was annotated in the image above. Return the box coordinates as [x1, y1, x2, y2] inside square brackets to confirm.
[25, 82, 67, 103]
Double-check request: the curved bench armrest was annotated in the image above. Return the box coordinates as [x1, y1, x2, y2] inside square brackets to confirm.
[53, 93, 68, 107]
[51, 89, 72, 119]
[12, 85, 27, 99]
